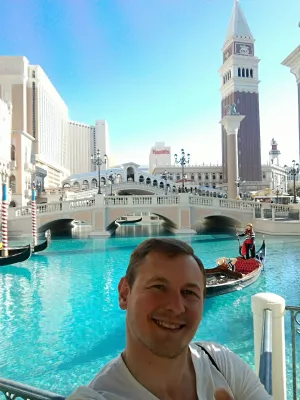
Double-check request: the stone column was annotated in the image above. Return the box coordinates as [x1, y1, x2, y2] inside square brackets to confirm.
[220, 115, 245, 199]
[282, 46, 300, 162]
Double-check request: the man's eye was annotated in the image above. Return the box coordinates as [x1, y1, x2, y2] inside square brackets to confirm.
[183, 289, 198, 297]
[151, 284, 165, 290]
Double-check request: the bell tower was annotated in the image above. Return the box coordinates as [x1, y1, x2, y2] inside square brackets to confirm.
[269, 138, 281, 166]
[219, 0, 262, 182]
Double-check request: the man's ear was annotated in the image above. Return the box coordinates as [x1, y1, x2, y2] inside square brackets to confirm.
[118, 277, 130, 310]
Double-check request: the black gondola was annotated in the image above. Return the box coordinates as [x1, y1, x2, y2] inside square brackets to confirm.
[116, 217, 142, 224]
[205, 240, 266, 298]
[8, 230, 51, 255]
[0, 245, 32, 267]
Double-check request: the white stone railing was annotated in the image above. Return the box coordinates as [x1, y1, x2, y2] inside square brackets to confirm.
[69, 198, 95, 209]
[37, 202, 62, 214]
[219, 199, 255, 210]
[189, 197, 213, 206]
[8, 194, 280, 220]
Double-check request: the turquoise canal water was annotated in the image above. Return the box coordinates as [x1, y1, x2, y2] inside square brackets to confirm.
[0, 228, 299, 398]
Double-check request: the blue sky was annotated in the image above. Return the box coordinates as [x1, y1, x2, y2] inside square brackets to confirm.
[0, 0, 299, 166]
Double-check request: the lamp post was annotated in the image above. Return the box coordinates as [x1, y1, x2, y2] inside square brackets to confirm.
[160, 170, 171, 195]
[108, 172, 116, 196]
[275, 185, 280, 204]
[284, 160, 299, 204]
[91, 150, 107, 194]
[174, 149, 190, 191]
[235, 177, 245, 199]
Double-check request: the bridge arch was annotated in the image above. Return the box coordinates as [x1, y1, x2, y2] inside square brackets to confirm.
[203, 215, 242, 227]
[105, 209, 178, 232]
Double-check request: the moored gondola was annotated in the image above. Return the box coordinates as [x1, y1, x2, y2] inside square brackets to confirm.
[7, 230, 51, 255]
[205, 240, 266, 298]
[116, 217, 142, 224]
[0, 245, 32, 267]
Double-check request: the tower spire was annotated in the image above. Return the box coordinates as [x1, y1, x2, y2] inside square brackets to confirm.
[224, 0, 253, 47]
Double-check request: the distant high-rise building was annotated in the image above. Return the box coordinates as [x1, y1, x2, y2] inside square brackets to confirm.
[0, 56, 69, 192]
[68, 121, 94, 175]
[93, 120, 110, 169]
[68, 119, 110, 175]
[219, 0, 262, 182]
[149, 142, 171, 173]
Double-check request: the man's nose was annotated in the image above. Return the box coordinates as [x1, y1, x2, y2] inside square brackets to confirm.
[165, 291, 185, 315]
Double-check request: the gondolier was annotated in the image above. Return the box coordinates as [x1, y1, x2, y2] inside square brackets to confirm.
[237, 223, 255, 259]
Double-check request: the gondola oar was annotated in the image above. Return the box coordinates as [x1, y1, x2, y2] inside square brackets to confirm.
[235, 225, 242, 256]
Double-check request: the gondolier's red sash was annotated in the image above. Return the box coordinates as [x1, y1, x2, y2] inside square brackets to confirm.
[241, 238, 254, 257]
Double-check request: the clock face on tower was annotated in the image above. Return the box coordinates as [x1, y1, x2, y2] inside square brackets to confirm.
[234, 42, 254, 56]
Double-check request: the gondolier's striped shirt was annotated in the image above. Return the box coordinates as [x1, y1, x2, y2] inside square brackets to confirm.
[239, 230, 255, 240]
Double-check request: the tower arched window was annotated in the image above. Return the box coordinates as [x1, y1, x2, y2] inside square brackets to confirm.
[250, 69, 253, 78]
[11, 145, 16, 161]
[246, 69, 249, 78]
[9, 175, 16, 194]
[242, 68, 245, 77]
[223, 76, 225, 84]
[238, 68, 241, 77]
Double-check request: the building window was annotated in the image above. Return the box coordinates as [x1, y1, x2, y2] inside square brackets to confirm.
[205, 173, 209, 180]
[238, 67, 241, 77]
[191, 174, 195, 180]
[91, 178, 97, 188]
[246, 68, 249, 78]
[250, 69, 253, 78]
[220, 173, 223, 180]
[11, 145, 16, 161]
[139, 175, 144, 183]
[212, 173, 216, 180]
[82, 180, 89, 190]
[262, 172, 266, 179]
[242, 68, 245, 77]
[9, 175, 16, 194]
[73, 181, 80, 190]
[198, 173, 201, 180]
[176, 174, 180, 181]
[32, 71, 36, 78]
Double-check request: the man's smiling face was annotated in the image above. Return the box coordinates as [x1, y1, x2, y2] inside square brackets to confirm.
[119, 251, 205, 359]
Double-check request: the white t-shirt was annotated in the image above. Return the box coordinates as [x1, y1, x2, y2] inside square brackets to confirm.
[67, 342, 273, 400]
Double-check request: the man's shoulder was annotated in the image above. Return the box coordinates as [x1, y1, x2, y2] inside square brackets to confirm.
[190, 341, 245, 371]
[88, 356, 124, 390]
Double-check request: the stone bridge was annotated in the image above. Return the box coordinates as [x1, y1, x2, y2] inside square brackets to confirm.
[8, 194, 259, 237]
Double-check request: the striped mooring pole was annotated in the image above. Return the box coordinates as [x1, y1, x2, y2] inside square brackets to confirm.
[31, 185, 37, 247]
[1, 181, 8, 257]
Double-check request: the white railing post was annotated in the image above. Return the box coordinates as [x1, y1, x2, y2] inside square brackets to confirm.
[251, 293, 286, 400]
[95, 194, 105, 207]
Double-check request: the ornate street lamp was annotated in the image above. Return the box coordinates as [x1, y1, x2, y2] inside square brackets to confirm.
[160, 170, 171, 195]
[174, 149, 190, 191]
[107, 172, 117, 196]
[91, 150, 107, 194]
[284, 160, 299, 204]
[275, 185, 280, 204]
[235, 177, 245, 199]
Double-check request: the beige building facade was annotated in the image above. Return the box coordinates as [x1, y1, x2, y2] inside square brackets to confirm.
[0, 56, 110, 205]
